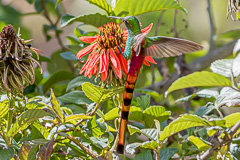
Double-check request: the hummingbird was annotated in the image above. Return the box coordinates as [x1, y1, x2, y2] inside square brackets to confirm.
[109, 15, 203, 154]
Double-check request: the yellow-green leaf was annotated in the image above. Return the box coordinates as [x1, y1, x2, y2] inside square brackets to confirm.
[0, 101, 8, 118]
[50, 89, 63, 120]
[224, 112, 240, 128]
[86, 0, 112, 14]
[188, 135, 211, 151]
[105, 108, 119, 121]
[82, 82, 124, 103]
[160, 114, 210, 141]
[167, 71, 232, 95]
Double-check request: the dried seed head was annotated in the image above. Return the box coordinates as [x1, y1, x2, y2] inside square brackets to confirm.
[0, 24, 43, 95]
[227, 0, 240, 21]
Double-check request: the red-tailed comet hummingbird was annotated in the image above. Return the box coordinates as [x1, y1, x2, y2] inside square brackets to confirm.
[109, 15, 203, 154]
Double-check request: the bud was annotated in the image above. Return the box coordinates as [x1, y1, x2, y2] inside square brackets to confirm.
[0, 24, 42, 95]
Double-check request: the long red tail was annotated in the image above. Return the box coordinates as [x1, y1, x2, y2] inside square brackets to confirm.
[116, 51, 144, 154]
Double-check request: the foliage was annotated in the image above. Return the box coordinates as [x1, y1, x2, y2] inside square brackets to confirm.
[0, 0, 240, 160]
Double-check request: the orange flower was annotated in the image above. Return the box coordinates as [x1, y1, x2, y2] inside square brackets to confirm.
[77, 23, 156, 84]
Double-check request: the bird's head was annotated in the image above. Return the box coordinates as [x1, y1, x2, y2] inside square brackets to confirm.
[109, 16, 140, 32]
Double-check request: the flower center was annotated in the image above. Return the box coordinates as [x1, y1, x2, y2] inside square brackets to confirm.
[97, 23, 125, 50]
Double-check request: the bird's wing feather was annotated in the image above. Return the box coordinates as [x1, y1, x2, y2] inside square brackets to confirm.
[142, 36, 203, 58]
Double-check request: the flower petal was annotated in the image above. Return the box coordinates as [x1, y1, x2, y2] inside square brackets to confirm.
[145, 56, 157, 64]
[99, 50, 105, 73]
[110, 49, 122, 78]
[76, 43, 96, 60]
[143, 60, 150, 66]
[141, 23, 153, 36]
[101, 70, 107, 82]
[79, 36, 97, 43]
[117, 53, 128, 75]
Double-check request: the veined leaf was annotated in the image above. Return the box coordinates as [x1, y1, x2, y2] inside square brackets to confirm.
[58, 91, 92, 105]
[215, 29, 240, 41]
[36, 139, 54, 160]
[105, 108, 119, 121]
[143, 106, 171, 128]
[0, 147, 14, 160]
[160, 114, 210, 141]
[216, 87, 240, 107]
[50, 89, 63, 120]
[61, 13, 115, 28]
[7, 109, 51, 137]
[86, 0, 112, 14]
[82, 82, 124, 103]
[126, 141, 159, 155]
[177, 89, 219, 102]
[159, 148, 178, 160]
[66, 75, 96, 91]
[166, 71, 232, 95]
[18, 141, 32, 160]
[62, 114, 92, 123]
[55, 0, 63, 7]
[188, 135, 211, 151]
[128, 125, 158, 141]
[114, 0, 187, 16]
[232, 53, 240, 77]
[0, 101, 8, 118]
[210, 59, 233, 78]
[224, 112, 240, 128]
[134, 150, 153, 160]
[129, 106, 143, 122]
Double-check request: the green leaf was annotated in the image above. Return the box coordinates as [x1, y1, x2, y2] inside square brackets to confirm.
[128, 125, 158, 141]
[141, 140, 159, 150]
[216, 87, 240, 107]
[105, 108, 119, 120]
[86, 0, 112, 14]
[224, 112, 240, 128]
[208, 118, 226, 127]
[7, 109, 51, 137]
[126, 143, 142, 154]
[43, 70, 74, 93]
[188, 135, 211, 151]
[66, 75, 96, 91]
[210, 59, 233, 78]
[215, 29, 240, 41]
[62, 114, 92, 123]
[135, 88, 161, 102]
[56, 0, 63, 7]
[137, 95, 150, 110]
[31, 122, 49, 139]
[159, 148, 178, 160]
[60, 51, 78, 60]
[134, 150, 153, 160]
[82, 82, 124, 103]
[50, 89, 63, 120]
[58, 91, 92, 105]
[36, 139, 54, 160]
[114, 0, 187, 16]
[176, 89, 219, 102]
[143, 106, 171, 128]
[0, 101, 8, 118]
[232, 53, 240, 77]
[61, 13, 115, 28]
[160, 114, 210, 141]
[0, 147, 14, 160]
[194, 103, 215, 117]
[166, 71, 232, 95]
[129, 106, 143, 122]
[18, 141, 32, 160]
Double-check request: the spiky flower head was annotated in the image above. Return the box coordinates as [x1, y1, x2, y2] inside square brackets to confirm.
[0, 24, 42, 95]
[227, 0, 240, 20]
[77, 23, 156, 87]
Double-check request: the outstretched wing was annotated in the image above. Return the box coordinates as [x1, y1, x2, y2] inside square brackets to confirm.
[142, 36, 203, 58]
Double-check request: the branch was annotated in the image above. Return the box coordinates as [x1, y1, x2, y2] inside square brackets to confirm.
[199, 120, 240, 159]
[149, 40, 237, 93]
[207, 0, 216, 50]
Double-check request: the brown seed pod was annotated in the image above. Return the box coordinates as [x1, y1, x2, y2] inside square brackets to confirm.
[0, 24, 43, 95]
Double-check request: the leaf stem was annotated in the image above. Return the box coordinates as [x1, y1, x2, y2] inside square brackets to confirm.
[67, 135, 98, 158]
[74, 102, 100, 127]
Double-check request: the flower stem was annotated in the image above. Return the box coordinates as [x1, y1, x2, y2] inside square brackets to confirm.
[0, 118, 10, 146]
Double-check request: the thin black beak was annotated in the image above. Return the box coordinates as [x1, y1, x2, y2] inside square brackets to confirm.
[108, 16, 123, 21]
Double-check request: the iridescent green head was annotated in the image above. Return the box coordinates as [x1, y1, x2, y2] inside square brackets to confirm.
[109, 16, 141, 35]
